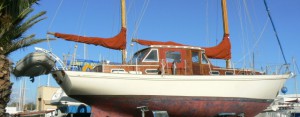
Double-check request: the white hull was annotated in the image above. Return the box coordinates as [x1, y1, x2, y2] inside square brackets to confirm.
[52, 70, 290, 100]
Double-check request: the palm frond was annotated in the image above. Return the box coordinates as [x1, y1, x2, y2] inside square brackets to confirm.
[1, 10, 46, 53]
[3, 34, 55, 55]
[0, 0, 48, 56]
[15, 11, 47, 39]
[0, 8, 32, 44]
[1, 8, 33, 41]
[8, 11, 46, 42]
[0, 0, 39, 19]
[0, 0, 41, 41]
[0, 3, 4, 16]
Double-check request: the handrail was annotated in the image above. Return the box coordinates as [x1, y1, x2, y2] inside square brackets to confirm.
[265, 64, 290, 75]
[34, 47, 68, 70]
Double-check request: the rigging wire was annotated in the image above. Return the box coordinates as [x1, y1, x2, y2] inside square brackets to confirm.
[242, 0, 258, 41]
[236, 19, 269, 64]
[127, 0, 136, 18]
[108, 0, 119, 62]
[47, 0, 64, 31]
[205, 0, 209, 46]
[215, 0, 219, 46]
[76, 0, 88, 39]
[234, 0, 272, 69]
[234, 0, 247, 68]
[111, 0, 118, 36]
[128, 0, 150, 63]
[242, 0, 256, 67]
[209, 0, 220, 67]
[128, 0, 138, 63]
[296, 60, 300, 75]
[131, 0, 150, 40]
[46, 0, 64, 51]
[263, 0, 288, 64]
[68, 0, 88, 69]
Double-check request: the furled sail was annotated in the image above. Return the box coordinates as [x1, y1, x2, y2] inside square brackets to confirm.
[52, 27, 127, 50]
[203, 34, 231, 60]
[133, 34, 231, 60]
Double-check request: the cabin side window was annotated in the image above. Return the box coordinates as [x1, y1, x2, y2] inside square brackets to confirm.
[201, 52, 208, 64]
[210, 71, 220, 75]
[143, 49, 159, 62]
[192, 51, 199, 63]
[225, 71, 234, 75]
[166, 51, 181, 63]
[111, 69, 126, 73]
[131, 49, 148, 64]
[145, 69, 159, 74]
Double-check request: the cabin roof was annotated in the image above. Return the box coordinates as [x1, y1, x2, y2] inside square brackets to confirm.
[149, 45, 203, 50]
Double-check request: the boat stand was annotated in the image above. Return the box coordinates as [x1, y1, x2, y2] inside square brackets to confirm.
[217, 112, 244, 117]
[137, 106, 169, 117]
[137, 106, 149, 117]
[152, 111, 169, 117]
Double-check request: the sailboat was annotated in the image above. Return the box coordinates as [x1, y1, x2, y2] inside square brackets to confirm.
[47, 0, 291, 116]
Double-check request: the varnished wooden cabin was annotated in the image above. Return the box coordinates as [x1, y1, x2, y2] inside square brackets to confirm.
[93, 45, 261, 75]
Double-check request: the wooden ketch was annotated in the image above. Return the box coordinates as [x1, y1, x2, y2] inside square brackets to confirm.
[47, 0, 291, 116]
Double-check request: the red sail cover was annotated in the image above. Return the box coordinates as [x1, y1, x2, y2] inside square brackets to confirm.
[134, 34, 231, 60]
[54, 27, 127, 50]
[203, 34, 231, 59]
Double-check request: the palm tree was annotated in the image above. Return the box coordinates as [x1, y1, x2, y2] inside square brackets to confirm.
[0, 0, 49, 115]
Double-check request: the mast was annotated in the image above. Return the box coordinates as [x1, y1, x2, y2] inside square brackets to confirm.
[121, 0, 127, 64]
[221, 0, 231, 68]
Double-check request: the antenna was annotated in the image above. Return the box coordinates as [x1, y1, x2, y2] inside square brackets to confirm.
[84, 43, 87, 59]
[69, 44, 78, 70]
[47, 74, 50, 87]
[293, 58, 299, 98]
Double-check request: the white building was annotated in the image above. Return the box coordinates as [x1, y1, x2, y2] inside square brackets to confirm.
[5, 107, 18, 115]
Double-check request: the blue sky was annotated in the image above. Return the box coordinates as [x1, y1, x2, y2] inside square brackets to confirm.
[9, 0, 300, 103]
